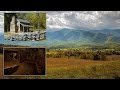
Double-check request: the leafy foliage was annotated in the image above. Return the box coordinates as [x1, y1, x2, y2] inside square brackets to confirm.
[16, 13, 46, 31]
[47, 48, 120, 60]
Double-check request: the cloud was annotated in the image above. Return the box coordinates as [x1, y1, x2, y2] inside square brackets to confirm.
[0, 13, 4, 33]
[47, 11, 120, 31]
[0, 11, 120, 33]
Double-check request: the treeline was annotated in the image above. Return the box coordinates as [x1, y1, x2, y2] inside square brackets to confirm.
[47, 49, 120, 60]
[4, 13, 46, 32]
[16, 13, 46, 30]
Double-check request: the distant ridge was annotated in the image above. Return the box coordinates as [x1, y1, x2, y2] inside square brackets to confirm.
[4, 29, 120, 48]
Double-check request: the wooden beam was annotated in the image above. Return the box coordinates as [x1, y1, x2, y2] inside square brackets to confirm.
[23, 26, 24, 32]
[19, 22, 20, 33]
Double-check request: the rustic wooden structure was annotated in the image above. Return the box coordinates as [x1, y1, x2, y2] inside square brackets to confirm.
[6, 15, 46, 41]
[17, 19, 33, 33]
[10, 15, 33, 33]
[4, 48, 45, 75]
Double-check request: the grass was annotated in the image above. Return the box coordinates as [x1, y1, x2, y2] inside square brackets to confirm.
[80, 61, 120, 79]
[40, 58, 120, 79]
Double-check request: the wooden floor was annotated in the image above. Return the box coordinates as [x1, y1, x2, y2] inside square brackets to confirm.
[12, 63, 37, 75]
[4, 60, 38, 75]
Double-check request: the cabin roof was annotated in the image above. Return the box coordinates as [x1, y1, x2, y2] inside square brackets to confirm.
[17, 19, 30, 23]
[20, 23, 33, 27]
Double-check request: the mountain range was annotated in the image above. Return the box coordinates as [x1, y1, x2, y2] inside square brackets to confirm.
[45, 28, 120, 48]
[3, 28, 120, 49]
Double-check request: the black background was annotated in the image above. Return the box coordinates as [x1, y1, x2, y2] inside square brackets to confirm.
[0, 0, 119, 11]
[0, 0, 119, 87]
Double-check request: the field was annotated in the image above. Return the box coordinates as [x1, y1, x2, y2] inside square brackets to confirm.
[43, 49, 120, 79]
[43, 57, 120, 79]
[0, 51, 120, 79]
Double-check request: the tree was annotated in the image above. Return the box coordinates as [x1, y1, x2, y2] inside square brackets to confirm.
[36, 13, 46, 30]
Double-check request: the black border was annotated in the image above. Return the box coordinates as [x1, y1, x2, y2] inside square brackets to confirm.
[0, 79, 119, 87]
[0, 0, 120, 86]
[0, 0, 120, 11]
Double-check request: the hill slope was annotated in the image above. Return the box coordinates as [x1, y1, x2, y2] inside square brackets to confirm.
[4, 29, 120, 48]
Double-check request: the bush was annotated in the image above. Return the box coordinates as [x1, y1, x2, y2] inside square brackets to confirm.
[47, 49, 119, 61]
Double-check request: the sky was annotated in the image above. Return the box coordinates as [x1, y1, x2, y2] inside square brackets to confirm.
[47, 11, 120, 31]
[0, 13, 4, 33]
[0, 11, 120, 33]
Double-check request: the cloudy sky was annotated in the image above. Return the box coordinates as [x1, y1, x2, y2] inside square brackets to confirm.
[0, 11, 120, 33]
[0, 13, 4, 33]
[47, 11, 120, 31]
